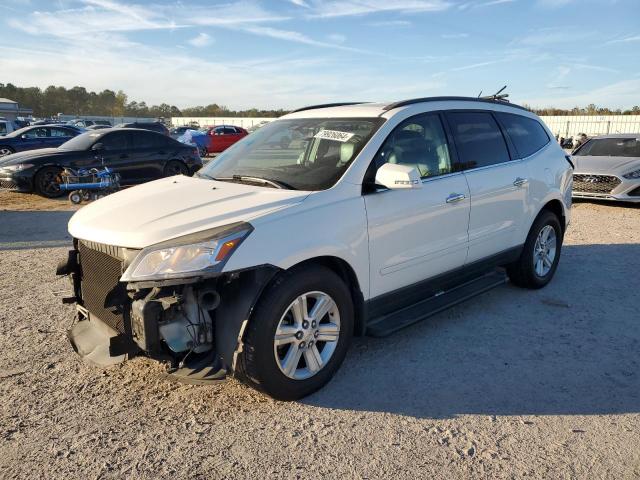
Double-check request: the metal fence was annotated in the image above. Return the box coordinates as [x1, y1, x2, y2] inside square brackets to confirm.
[540, 115, 640, 138]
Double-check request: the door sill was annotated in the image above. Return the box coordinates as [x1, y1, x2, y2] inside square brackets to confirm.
[366, 270, 507, 337]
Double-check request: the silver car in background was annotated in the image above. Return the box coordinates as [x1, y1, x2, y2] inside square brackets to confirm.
[571, 134, 640, 203]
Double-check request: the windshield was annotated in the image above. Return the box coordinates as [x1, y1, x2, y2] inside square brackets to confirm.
[199, 117, 383, 190]
[575, 137, 640, 157]
[59, 131, 103, 150]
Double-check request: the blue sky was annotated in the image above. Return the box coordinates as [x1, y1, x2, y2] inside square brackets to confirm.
[1, 0, 639, 110]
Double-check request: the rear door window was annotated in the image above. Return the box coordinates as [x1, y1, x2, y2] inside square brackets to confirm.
[446, 112, 511, 169]
[133, 131, 163, 149]
[50, 127, 73, 137]
[101, 131, 130, 150]
[496, 113, 549, 158]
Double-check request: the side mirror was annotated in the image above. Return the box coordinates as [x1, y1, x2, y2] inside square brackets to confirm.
[374, 163, 422, 190]
[92, 142, 104, 151]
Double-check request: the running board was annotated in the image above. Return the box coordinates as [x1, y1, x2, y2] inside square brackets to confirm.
[366, 271, 507, 337]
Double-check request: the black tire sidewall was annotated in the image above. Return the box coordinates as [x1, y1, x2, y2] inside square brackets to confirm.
[35, 166, 63, 198]
[164, 160, 188, 177]
[242, 266, 354, 400]
[520, 211, 563, 288]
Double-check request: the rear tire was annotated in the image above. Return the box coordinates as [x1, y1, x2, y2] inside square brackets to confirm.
[34, 166, 64, 198]
[163, 160, 190, 177]
[238, 265, 354, 400]
[507, 210, 563, 289]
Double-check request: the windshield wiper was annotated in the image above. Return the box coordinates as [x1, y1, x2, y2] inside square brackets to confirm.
[213, 175, 295, 190]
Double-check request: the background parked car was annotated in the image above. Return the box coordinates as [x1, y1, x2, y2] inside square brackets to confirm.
[0, 125, 82, 157]
[170, 125, 197, 139]
[571, 134, 640, 203]
[0, 128, 202, 197]
[86, 124, 111, 131]
[116, 121, 170, 136]
[206, 125, 248, 153]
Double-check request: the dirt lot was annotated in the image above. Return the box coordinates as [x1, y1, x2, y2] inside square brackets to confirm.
[0, 194, 639, 479]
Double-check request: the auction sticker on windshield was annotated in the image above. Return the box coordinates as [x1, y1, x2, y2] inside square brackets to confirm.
[314, 130, 355, 142]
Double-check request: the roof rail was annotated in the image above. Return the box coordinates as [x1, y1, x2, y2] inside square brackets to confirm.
[382, 96, 528, 112]
[290, 102, 368, 114]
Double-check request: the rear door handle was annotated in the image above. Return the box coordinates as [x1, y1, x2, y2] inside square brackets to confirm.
[513, 177, 528, 187]
[446, 193, 466, 203]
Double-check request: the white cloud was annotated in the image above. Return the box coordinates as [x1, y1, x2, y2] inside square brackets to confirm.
[441, 33, 469, 39]
[305, 0, 452, 18]
[289, 0, 310, 6]
[327, 33, 346, 43]
[368, 20, 412, 27]
[188, 33, 213, 47]
[523, 79, 640, 109]
[606, 34, 640, 45]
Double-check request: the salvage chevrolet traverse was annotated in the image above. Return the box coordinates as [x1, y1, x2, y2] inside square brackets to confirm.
[58, 97, 572, 400]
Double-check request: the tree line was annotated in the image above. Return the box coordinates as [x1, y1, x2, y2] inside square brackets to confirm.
[0, 83, 287, 118]
[1, 83, 638, 118]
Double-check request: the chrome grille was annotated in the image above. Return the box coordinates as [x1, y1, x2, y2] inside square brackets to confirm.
[573, 174, 621, 194]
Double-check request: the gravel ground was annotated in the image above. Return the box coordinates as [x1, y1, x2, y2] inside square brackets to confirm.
[0, 198, 639, 479]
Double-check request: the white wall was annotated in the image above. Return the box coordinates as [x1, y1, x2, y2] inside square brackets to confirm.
[171, 117, 276, 129]
[540, 115, 640, 138]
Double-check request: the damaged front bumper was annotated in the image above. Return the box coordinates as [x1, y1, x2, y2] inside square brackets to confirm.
[57, 239, 278, 383]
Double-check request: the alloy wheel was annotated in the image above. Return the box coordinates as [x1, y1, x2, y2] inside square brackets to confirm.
[533, 225, 557, 277]
[0, 148, 13, 157]
[273, 291, 341, 380]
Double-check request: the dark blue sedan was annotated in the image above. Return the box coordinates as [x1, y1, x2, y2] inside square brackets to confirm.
[0, 125, 83, 157]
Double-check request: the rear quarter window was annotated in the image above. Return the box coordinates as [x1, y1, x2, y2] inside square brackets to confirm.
[496, 113, 549, 158]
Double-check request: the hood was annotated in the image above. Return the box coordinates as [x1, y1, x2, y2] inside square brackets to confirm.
[0, 148, 64, 166]
[572, 155, 640, 176]
[68, 175, 310, 248]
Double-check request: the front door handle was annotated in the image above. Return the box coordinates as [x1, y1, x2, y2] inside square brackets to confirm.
[446, 193, 466, 203]
[513, 177, 528, 187]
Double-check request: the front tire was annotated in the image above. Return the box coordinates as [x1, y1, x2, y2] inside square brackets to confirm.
[238, 266, 354, 400]
[507, 210, 563, 289]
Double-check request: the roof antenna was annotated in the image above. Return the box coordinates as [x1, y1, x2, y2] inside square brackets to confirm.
[480, 85, 509, 102]
[477, 90, 483, 98]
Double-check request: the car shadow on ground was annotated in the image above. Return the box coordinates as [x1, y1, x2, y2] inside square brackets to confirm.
[305, 243, 640, 419]
[0, 210, 74, 250]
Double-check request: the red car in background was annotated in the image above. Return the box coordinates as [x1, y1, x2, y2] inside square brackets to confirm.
[206, 125, 248, 153]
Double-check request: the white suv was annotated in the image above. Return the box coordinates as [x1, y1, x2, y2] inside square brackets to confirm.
[59, 97, 573, 400]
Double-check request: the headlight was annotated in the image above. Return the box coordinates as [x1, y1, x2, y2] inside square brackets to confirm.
[623, 168, 640, 179]
[120, 223, 253, 282]
[1, 163, 34, 172]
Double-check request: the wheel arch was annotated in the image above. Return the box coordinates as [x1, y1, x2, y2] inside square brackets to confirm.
[540, 198, 566, 233]
[283, 256, 366, 337]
